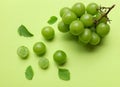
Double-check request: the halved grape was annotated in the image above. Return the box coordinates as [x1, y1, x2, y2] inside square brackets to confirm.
[96, 23, 110, 37]
[17, 46, 29, 59]
[70, 20, 84, 36]
[38, 57, 49, 69]
[72, 2, 85, 17]
[78, 28, 92, 44]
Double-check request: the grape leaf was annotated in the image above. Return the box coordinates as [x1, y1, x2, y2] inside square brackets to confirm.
[58, 68, 70, 81]
[18, 25, 34, 37]
[25, 65, 34, 80]
[47, 16, 57, 24]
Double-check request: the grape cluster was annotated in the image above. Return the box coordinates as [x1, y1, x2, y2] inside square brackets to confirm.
[58, 2, 112, 45]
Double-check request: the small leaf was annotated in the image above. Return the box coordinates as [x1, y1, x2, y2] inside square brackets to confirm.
[47, 16, 57, 24]
[58, 68, 70, 81]
[25, 65, 34, 80]
[18, 25, 34, 37]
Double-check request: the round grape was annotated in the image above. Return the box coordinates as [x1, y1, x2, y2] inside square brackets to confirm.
[78, 28, 92, 44]
[33, 42, 46, 56]
[86, 3, 99, 15]
[62, 11, 77, 24]
[96, 23, 110, 37]
[60, 7, 71, 17]
[80, 13, 94, 27]
[41, 26, 55, 40]
[89, 32, 101, 45]
[72, 2, 85, 17]
[69, 20, 84, 36]
[53, 50, 67, 66]
[58, 21, 69, 33]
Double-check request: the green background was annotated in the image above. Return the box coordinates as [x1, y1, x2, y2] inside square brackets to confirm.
[0, 0, 120, 87]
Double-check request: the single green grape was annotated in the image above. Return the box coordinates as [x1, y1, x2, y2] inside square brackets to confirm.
[86, 3, 99, 15]
[96, 23, 110, 37]
[53, 50, 67, 66]
[58, 21, 69, 33]
[38, 57, 49, 69]
[62, 11, 77, 24]
[60, 7, 71, 17]
[80, 13, 94, 27]
[89, 32, 101, 45]
[41, 26, 55, 40]
[33, 42, 46, 56]
[71, 2, 85, 17]
[69, 20, 84, 36]
[17, 46, 29, 59]
[78, 28, 92, 44]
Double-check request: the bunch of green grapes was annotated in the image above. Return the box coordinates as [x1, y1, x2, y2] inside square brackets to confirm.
[58, 2, 114, 45]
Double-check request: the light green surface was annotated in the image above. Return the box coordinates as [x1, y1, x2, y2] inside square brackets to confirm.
[0, 0, 120, 87]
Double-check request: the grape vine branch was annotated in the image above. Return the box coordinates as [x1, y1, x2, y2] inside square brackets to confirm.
[94, 4, 115, 27]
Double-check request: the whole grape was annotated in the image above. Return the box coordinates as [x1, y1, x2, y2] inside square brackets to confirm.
[62, 11, 77, 24]
[69, 20, 84, 36]
[96, 23, 110, 37]
[72, 2, 85, 17]
[33, 42, 46, 56]
[60, 7, 71, 17]
[89, 32, 101, 45]
[86, 3, 99, 15]
[78, 28, 92, 44]
[80, 13, 94, 27]
[41, 26, 55, 40]
[53, 50, 67, 66]
[58, 21, 69, 33]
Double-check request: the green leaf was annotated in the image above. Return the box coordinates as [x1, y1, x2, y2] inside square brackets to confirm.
[47, 16, 57, 24]
[25, 65, 34, 80]
[18, 25, 34, 37]
[58, 68, 70, 81]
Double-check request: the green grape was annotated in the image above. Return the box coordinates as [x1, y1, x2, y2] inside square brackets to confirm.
[78, 28, 92, 44]
[38, 58, 49, 69]
[53, 50, 67, 66]
[69, 20, 84, 36]
[96, 23, 110, 37]
[80, 13, 94, 27]
[33, 42, 46, 56]
[72, 2, 85, 17]
[60, 7, 71, 17]
[58, 21, 69, 33]
[62, 11, 77, 24]
[17, 46, 29, 59]
[86, 3, 99, 15]
[41, 26, 55, 40]
[89, 32, 101, 45]
[94, 12, 107, 23]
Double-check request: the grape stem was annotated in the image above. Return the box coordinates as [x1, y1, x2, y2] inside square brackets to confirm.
[94, 4, 115, 27]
